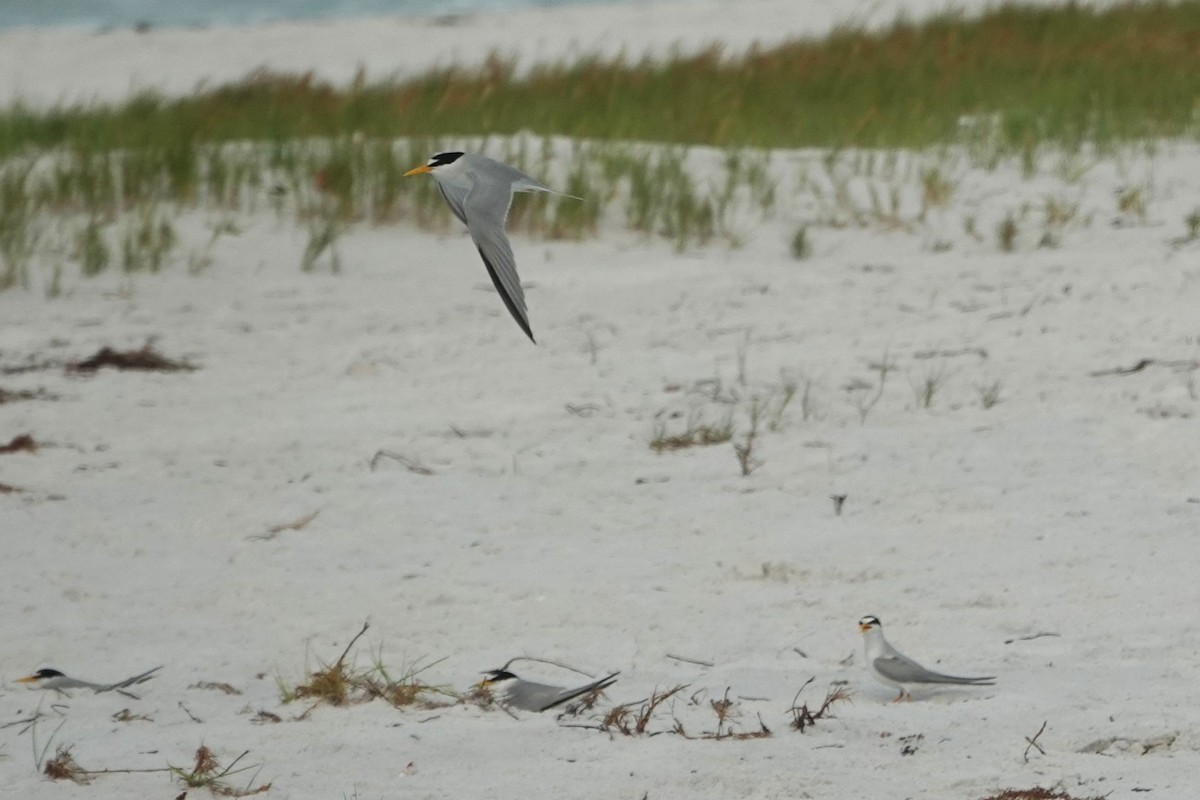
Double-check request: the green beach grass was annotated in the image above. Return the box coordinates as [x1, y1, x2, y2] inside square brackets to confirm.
[3, 1, 1200, 157]
[2, 1, 1200, 288]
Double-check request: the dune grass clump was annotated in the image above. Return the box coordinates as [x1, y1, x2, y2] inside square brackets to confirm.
[2, 3, 1200, 291]
[42, 745, 93, 784]
[0, 132, 793, 291]
[788, 677, 851, 733]
[0, 162, 40, 290]
[361, 655, 459, 709]
[4, 3, 1200, 157]
[278, 622, 456, 712]
[601, 684, 690, 736]
[650, 413, 735, 453]
[169, 746, 270, 797]
[676, 688, 773, 741]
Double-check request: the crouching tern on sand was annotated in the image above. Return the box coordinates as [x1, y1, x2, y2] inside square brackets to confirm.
[858, 615, 995, 701]
[404, 152, 580, 343]
[478, 668, 619, 712]
[15, 666, 162, 696]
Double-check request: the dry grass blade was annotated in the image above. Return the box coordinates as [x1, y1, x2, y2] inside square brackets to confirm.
[251, 510, 319, 541]
[709, 690, 771, 740]
[1023, 720, 1048, 762]
[285, 622, 370, 707]
[190, 681, 243, 695]
[669, 688, 772, 741]
[724, 714, 772, 740]
[291, 660, 354, 707]
[282, 623, 455, 712]
[43, 745, 93, 784]
[370, 450, 435, 475]
[112, 708, 153, 722]
[569, 683, 611, 713]
[362, 653, 458, 709]
[602, 684, 689, 736]
[788, 677, 851, 733]
[650, 414, 733, 452]
[170, 746, 271, 796]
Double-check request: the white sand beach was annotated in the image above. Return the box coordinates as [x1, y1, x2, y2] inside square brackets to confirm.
[2, 1, 1198, 798]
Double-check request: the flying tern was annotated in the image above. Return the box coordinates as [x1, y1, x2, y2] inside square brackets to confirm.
[404, 151, 579, 342]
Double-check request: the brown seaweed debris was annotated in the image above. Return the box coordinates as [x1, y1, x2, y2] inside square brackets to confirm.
[67, 344, 195, 374]
[0, 387, 56, 403]
[0, 434, 36, 454]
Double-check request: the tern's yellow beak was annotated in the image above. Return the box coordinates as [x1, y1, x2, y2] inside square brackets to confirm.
[859, 623, 872, 633]
[14, 674, 39, 684]
[476, 677, 494, 689]
[403, 165, 432, 176]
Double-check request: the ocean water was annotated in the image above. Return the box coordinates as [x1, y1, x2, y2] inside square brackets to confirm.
[0, 0, 638, 31]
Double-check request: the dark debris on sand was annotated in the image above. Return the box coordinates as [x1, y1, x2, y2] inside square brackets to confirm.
[0, 387, 57, 403]
[67, 344, 196, 374]
[0, 434, 37, 454]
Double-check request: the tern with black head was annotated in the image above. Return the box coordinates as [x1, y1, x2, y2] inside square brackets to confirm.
[858, 615, 994, 701]
[478, 668, 618, 712]
[15, 666, 162, 696]
[404, 152, 580, 342]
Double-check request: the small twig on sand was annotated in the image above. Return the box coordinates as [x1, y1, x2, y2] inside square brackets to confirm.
[336, 622, 371, 668]
[1004, 632, 1060, 644]
[665, 653, 714, 668]
[1024, 720, 1048, 762]
[370, 450, 434, 475]
[789, 677, 850, 733]
[250, 510, 320, 541]
[81, 766, 172, 777]
[1089, 358, 1200, 377]
[499, 656, 595, 678]
[178, 702, 202, 724]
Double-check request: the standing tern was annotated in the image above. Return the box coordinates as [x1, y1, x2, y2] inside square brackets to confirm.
[15, 666, 162, 696]
[404, 151, 579, 343]
[858, 615, 995, 701]
[478, 668, 618, 712]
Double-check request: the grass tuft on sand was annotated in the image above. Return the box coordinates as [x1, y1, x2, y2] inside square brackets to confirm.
[3, 2, 1200, 157]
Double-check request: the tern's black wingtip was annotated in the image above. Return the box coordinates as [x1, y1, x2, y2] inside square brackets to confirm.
[518, 319, 535, 343]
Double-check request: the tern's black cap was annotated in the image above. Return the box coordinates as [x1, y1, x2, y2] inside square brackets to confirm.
[428, 152, 465, 167]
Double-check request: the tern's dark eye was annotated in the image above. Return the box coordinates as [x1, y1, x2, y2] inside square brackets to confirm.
[428, 151, 465, 167]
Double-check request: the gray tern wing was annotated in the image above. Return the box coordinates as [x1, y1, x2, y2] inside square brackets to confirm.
[463, 176, 534, 342]
[536, 672, 619, 712]
[503, 678, 572, 711]
[873, 654, 994, 686]
[53, 676, 108, 692]
[506, 672, 619, 712]
[98, 665, 163, 693]
[435, 182, 469, 226]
